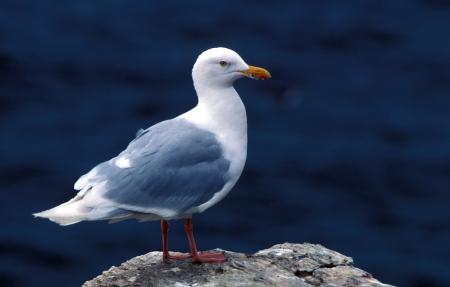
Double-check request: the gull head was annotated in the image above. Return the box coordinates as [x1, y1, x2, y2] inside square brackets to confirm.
[192, 47, 271, 89]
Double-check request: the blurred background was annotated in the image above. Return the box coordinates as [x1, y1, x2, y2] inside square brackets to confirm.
[1, 0, 449, 286]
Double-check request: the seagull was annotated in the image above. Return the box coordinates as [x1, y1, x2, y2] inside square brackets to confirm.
[34, 47, 271, 263]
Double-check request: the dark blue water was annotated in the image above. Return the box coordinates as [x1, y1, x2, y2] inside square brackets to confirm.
[1, 1, 450, 286]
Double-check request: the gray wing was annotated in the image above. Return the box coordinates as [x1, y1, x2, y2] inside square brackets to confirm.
[74, 118, 231, 218]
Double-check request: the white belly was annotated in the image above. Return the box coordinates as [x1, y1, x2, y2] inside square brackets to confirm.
[179, 87, 248, 214]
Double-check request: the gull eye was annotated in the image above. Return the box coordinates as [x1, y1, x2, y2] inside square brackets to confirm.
[219, 60, 227, 67]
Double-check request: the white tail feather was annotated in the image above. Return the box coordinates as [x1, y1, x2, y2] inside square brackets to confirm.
[33, 197, 87, 226]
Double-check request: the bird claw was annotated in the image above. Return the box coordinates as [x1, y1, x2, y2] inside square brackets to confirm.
[163, 252, 191, 261]
[192, 251, 226, 263]
[163, 251, 226, 263]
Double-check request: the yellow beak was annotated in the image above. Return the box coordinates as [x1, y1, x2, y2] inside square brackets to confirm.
[241, 65, 271, 80]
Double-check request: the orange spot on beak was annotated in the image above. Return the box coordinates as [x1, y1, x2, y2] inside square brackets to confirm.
[241, 65, 271, 80]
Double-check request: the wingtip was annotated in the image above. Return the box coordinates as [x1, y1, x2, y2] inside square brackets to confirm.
[32, 211, 45, 218]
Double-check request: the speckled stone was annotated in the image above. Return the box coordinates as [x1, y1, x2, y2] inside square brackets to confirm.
[83, 243, 394, 287]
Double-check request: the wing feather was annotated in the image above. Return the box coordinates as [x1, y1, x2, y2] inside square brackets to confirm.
[74, 118, 231, 218]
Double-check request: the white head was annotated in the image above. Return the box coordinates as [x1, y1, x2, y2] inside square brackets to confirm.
[192, 47, 271, 90]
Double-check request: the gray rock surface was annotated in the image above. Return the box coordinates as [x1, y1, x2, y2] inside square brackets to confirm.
[83, 243, 393, 287]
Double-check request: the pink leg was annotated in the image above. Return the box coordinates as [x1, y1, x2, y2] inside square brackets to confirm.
[160, 219, 190, 261]
[184, 218, 226, 263]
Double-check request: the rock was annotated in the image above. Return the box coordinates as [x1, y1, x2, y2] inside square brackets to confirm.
[83, 243, 393, 287]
